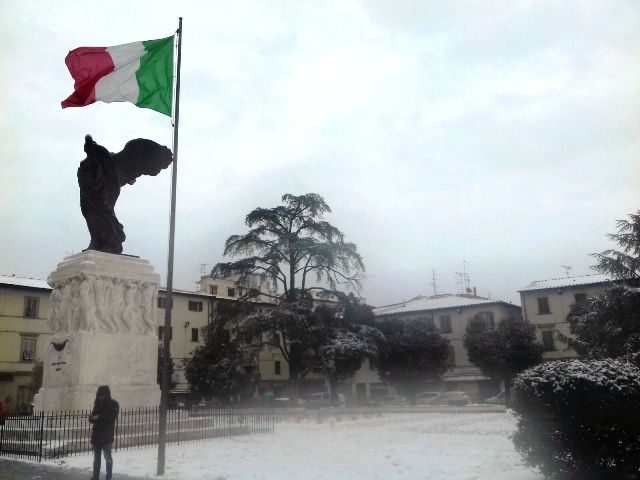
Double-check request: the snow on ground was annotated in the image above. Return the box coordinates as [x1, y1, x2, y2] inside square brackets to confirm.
[49, 412, 543, 480]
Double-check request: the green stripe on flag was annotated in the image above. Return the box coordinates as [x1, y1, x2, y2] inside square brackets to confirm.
[136, 36, 174, 116]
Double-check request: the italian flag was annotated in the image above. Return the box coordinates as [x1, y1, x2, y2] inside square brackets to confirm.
[61, 36, 174, 116]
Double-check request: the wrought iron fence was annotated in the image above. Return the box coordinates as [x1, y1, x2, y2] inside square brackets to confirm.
[0, 406, 274, 461]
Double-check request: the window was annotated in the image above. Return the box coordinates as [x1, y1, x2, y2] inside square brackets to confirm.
[542, 330, 556, 351]
[439, 315, 452, 333]
[418, 316, 434, 328]
[209, 285, 218, 295]
[474, 311, 495, 329]
[227, 287, 235, 297]
[24, 296, 39, 318]
[445, 345, 456, 366]
[188, 300, 203, 312]
[191, 328, 199, 342]
[17, 385, 31, 407]
[537, 297, 550, 315]
[21, 338, 36, 362]
[274, 360, 281, 375]
[369, 383, 390, 398]
[158, 326, 173, 340]
[574, 293, 587, 306]
[158, 297, 173, 309]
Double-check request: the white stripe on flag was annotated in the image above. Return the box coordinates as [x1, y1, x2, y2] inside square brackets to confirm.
[95, 42, 145, 104]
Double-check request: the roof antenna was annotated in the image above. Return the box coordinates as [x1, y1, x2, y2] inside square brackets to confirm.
[200, 263, 208, 277]
[430, 269, 438, 296]
[561, 265, 572, 277]
[455, 260, 471, 294]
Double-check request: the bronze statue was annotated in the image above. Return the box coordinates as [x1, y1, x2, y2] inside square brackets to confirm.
[78, 135, 173, 254]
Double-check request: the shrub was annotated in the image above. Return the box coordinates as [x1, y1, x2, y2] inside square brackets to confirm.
[512, 359, 640, 479]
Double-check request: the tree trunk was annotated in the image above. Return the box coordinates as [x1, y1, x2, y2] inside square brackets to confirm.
[288, 258, 296, 302]
[504, 377, 513, 408]
[328, 376, 339, 406]
[288, 375, 300, 407]
[288, 355, 301, 406]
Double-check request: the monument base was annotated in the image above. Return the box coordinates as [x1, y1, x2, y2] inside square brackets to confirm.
[34, 251, 161, 412]
[34, 385, 160, 412]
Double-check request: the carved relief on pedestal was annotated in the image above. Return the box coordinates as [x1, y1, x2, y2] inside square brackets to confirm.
[47, 274, 158, 336]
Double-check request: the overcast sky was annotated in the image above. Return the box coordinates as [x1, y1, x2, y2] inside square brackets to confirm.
[1, 1, 638, 307]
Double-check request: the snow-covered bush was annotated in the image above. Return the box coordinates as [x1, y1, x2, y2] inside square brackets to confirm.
[512, 359, 640, 479]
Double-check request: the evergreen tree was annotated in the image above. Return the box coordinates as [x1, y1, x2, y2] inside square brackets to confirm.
[565, 284, 640, 359]
[564, 210, 640, 360]
[463, 318, 542, 406]
[592, 210, 640, 280]
[213, 193, 364, 302]
[184, 301, 255, 403]
[309, 297, 381, 405]
[375, 318, 449, 405]
[212, 193, 366, 402]
[185, 326, 251, 403]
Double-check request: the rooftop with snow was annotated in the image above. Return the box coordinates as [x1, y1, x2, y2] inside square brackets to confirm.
[0, 274, 51, 290]
[373, 293, 518, 317]
[519, 273, 613, 292]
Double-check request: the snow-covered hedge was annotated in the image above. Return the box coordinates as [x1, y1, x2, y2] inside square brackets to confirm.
[512, 359, 640, 479]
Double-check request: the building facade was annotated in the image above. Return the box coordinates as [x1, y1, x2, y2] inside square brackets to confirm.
[156, 284, 281, 402]
[519, 273, 613, 360]
[198, 273, 278, 305]
[5, 270, 552, 406]
[361, 293, 523, 402]
[0, 275, 52, 411]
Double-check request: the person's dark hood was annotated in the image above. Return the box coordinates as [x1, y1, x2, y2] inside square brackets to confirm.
[95, 385, 112, 403]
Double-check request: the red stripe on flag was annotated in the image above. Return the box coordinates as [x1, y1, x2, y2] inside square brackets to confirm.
[61, 47, 115, 108]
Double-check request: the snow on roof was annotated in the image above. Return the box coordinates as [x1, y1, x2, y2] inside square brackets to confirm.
[519, 273, 613, 292]
[373, 294, 516, 317]
[159, 287, 213, 297]
[0, 274, 51, 290]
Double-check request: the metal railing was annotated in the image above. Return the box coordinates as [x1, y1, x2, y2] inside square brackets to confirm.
[0, 406, 274, 461]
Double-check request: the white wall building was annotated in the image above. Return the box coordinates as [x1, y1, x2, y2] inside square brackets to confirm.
[519, 273, 613, 360]
[346, 293, 523, 402]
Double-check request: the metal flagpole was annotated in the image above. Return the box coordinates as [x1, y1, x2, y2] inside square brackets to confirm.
[158, 16, 182, 476]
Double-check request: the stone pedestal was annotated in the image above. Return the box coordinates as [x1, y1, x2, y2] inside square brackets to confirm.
[34, 251, 161, 411]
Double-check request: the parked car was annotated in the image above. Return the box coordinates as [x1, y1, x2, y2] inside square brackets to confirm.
[306, 391, 346, 408]
[195, 399, 222, 408]
[374, 395, 407, 407]
[421, 391, 470, 406]
[415, 392, 443, 405]
[484, 391, 506, 405]
[272, 397, 306, 407]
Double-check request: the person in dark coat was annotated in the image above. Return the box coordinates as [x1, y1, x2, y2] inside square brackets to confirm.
[89, 385, 119, 480]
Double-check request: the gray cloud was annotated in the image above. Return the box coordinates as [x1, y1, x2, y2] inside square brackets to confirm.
[1, 0, 638, 307]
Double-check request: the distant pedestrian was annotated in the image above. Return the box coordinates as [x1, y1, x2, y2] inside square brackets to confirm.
[89, 385, 119, 480]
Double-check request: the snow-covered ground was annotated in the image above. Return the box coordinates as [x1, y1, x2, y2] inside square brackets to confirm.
[48, 412, 543, 480]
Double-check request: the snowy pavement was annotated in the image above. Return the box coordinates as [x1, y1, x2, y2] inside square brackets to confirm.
[44, 412, 543, 480]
